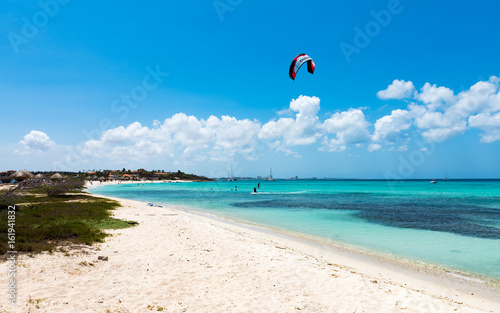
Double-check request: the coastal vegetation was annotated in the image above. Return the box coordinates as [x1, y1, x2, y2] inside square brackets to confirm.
[0, 178, 136, 255]
[85, 168, 212, 181]
[0, 168, 212, 183]
[0, 168, 211, 256]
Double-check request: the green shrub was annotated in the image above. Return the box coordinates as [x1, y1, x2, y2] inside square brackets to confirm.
[0, 192, 134, 255]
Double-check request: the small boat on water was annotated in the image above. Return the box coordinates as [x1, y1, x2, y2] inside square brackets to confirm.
[430, 180, 437, 184]
[266, 168, 275, 181]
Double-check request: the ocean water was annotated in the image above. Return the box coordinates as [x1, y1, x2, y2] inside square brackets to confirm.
[90, 180, 500, 281]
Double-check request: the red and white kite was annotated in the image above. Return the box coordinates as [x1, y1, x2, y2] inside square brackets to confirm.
[289, 53, 315, 80]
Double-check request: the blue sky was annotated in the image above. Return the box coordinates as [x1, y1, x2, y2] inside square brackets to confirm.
[1, 0, 500, 178]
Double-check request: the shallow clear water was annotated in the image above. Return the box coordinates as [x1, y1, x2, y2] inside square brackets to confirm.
[90, 180, 500, 280]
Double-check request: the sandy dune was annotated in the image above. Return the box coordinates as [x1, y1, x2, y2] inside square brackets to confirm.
[1, 195, 499, 312]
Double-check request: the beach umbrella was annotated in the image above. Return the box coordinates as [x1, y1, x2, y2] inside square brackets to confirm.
[10, 170, 34, 180]
[50, 173, 64, 180]
[34, 173, 46, 179]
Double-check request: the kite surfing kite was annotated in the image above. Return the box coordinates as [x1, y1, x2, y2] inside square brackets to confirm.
[289, 53, 315, 80]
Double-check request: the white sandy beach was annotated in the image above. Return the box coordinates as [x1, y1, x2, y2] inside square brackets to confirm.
[1, 186, 499, 312]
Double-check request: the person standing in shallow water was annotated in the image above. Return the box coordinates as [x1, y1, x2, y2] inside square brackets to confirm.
[254, 187, 257, 193]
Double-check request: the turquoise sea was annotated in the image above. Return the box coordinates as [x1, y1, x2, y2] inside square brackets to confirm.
[90, 180, 500, 281]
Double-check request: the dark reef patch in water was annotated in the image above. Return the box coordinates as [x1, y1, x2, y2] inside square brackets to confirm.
[232, 197, 500, 239]
[355, 203, 500, 239]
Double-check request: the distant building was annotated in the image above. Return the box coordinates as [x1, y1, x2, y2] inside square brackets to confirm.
[154, 172, 172, 179]
[121, 174, 138, 180]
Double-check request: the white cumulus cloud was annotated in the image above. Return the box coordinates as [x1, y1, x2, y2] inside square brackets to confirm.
[421, 122, 467, 142]
[82, 113, 262, 163]
[416, 83, 455, 110]
[378, 76, 500, 144]
[367, 143, 382, 152]
[413, 110, 455, 130]
[372, 109, 412, 142]
[377, 79, 416, 100]
[82, 122, 174, 160]
[468, 112, 500, 143]
[449, 77, 500, 118]
[20, 130, 55, 151]
[323, 108, 371, 145]
[163, 113, 215, 154]
[70, 77, 500, 168]
[320, 108, 371, 152]
[206, 115, 261, 159]
[260, 95, 322, 146]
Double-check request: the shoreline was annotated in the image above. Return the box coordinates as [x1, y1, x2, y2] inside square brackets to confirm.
[188, 204, 500, 285]
[1, 184, 498, 312]
[180, 203, 500, 284]
[123, 197, 500, 307]
[89, 181, 500, 288]
[85, 179, 191, 189]
[199, 209, 500, 298]
[88, 185, 500, 312]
